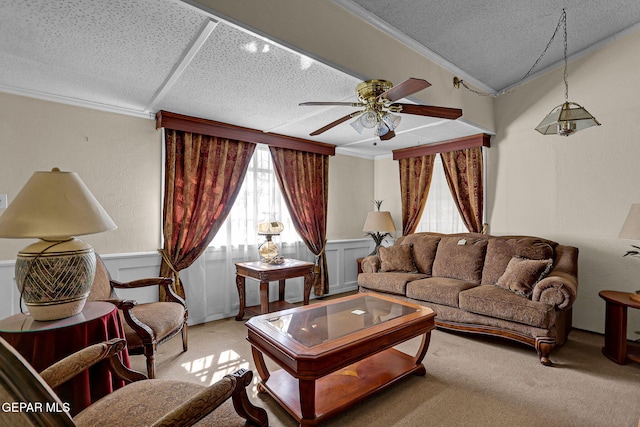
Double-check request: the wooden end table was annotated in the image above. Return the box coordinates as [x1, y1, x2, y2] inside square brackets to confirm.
[246, 293, 435, 426]
[599, 290, 640, 364]
[235, 259, 315, 320]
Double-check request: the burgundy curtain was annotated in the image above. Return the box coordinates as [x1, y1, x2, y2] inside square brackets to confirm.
[440, 147, 484, 233]
[399, 154, 436, 236]
[160, 129, 256, 298]
[269, 146, 330, 296]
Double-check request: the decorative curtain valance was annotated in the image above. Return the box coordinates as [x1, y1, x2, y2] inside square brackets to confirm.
[393, 133, 490, 160]
[269, 146, 330, 296]
[156, 110, 335, 156]
[159, 129, 256, 299]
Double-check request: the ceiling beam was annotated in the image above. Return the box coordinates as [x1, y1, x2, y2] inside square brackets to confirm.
[146, 19, 219, 110]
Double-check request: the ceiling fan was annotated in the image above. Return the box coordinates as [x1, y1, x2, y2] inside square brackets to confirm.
[299, 78, 462, 141]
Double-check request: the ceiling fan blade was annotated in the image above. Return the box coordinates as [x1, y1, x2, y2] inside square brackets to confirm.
[379, 130, 396, 141]
[392, 103, 463, 120]
[309, 113, 355, 136]
[378, 78, 431, 102]
[299, 101, 364, 107]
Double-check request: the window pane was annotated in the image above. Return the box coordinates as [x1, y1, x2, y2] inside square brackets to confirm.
[415, 155, 467, 234]
[210, 144, 301, 248]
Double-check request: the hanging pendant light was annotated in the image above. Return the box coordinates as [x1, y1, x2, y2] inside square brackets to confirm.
[535, 9, 600, 136]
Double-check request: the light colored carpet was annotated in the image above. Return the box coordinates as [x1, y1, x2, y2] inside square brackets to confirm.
[130, 313, 640, 427]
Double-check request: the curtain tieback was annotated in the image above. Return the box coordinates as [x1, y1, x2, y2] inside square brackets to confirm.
[158, 249, 180, 278]
[313, 245, 327, 273]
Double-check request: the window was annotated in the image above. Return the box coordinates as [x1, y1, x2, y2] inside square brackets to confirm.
[209, 144, 301, 249]
[414, 154, 467, 234]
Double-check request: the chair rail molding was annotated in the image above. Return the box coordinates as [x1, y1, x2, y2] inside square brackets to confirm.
[0, 239, 372, 324]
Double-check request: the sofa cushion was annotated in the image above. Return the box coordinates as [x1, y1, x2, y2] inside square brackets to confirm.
[397, 233, 441, 274]
[379, 244, 417, 272]
[495, 257, 553, 297]
[458, 285, 556, 329]
[432, 236, 488, 284]
[358, 272, 428, 295]
[482, 237, 555, 285]
[406, 277, 478, 308]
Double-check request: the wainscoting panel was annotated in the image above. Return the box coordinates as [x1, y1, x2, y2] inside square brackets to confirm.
[0, 261, 20, 317]
[0, 239, 373, 325]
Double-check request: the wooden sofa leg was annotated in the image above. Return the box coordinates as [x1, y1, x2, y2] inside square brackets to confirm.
[230, 369, 268, 427]
[535, 338, 556, 366]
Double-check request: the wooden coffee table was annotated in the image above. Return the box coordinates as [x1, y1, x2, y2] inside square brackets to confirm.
[246, 293, 436, 426]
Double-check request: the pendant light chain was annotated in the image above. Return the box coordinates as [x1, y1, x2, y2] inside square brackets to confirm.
[562, 9, 569, 101]
[457, 9, 567, 97]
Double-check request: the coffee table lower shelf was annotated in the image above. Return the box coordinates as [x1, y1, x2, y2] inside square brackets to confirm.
[260, 348, 424, 425]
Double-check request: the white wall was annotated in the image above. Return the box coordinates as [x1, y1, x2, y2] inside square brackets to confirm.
[0, 93, 162, 259]
[327, 154, 374, 240]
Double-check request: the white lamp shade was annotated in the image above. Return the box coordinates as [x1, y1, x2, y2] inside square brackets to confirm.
[350, 117, 366, 134]
[382, 112, 402, 131]
[360, 111, 378, 129]
[363, 211, 396, 233]
[0, 168, 116, 239]
[619, 204, 640, 240]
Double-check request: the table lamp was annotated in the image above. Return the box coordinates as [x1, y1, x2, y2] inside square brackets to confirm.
[0, 168, 116, 321]
[619, 203, 640, 303]
[258, 217, 284, 263]
[363, 204, 396, 256]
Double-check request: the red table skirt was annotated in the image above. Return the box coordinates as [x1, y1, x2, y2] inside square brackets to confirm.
[0, 302, 131, 416]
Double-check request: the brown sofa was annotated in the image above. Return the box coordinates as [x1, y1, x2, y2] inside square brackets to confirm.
[358, 232, 579, 365]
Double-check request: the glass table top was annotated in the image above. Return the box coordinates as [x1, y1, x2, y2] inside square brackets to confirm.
[260, 295, 419, 347]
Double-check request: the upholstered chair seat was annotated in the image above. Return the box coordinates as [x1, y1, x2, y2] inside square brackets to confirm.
[120, 302, 186, 349]
[88, 255, 188, 378]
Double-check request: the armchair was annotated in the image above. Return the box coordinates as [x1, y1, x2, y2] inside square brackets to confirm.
[0, 337, 268, 426]
[87, 255, 188, 378]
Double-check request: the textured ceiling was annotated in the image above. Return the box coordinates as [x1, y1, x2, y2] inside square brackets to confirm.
[1, 0, 639, 158]
[342, 0, 640, 92]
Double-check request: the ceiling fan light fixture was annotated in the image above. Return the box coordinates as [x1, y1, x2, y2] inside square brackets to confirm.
[374, 121, 390, 137]
[535, 102, 600, 136]
[382, 112, 402, 131]
[301, 78, 461, 141]
[350, 116, 366, 134]
[360, 110, 378, 129]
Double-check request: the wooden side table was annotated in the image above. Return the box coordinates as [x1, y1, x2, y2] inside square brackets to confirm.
[235, 259, 315, 320]
[0, 301, 130, 415]
[599, 290, 640, 364]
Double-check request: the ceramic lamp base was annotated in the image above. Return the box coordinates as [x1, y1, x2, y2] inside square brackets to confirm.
[15, 238, 96, 321]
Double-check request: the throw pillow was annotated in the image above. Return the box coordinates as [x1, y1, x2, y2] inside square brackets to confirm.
[495, 256, 553, 297]
[379, 244, 417, 273]
[432, 236, 488, 284]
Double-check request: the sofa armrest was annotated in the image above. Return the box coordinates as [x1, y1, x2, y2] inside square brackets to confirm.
[532, 271, 577, 310]
[361, 255, 381, 273]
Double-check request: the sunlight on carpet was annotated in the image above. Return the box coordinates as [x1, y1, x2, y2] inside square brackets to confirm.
[180, 350, 251, 385]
